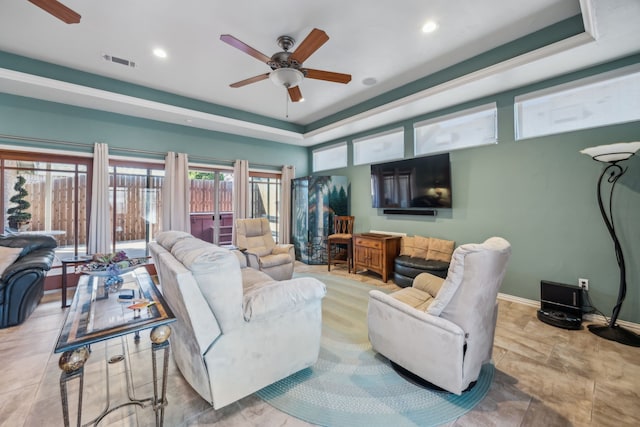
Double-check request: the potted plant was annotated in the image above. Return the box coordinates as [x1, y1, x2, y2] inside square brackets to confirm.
[7, 175, 32, 231]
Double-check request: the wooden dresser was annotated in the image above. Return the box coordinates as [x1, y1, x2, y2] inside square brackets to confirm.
[353, 233, 401, 283]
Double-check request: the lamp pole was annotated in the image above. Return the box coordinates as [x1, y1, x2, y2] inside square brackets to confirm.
[587, 162, 640, 347]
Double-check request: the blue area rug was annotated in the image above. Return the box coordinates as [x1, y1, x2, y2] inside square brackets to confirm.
[256, 273, 494, 427]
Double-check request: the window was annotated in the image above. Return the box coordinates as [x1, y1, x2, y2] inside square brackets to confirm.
[313, 142, 347, 172]
[109, 162, 164, 258]
[249, 172, 281, 241]
[353, 128, 404, 165]
[515, 65, 640, 139]
[414, 103, 497, 156]
[1, 150, 90, 259]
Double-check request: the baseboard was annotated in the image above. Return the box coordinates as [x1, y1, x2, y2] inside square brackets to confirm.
[497, 292, 640, 333]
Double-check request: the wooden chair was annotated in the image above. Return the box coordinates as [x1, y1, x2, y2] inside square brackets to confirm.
[327, 216, 355, 273]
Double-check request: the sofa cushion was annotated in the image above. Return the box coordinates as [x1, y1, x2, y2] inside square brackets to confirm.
[425, 252, 464, 316]
[0, 246, 22, 276]
[241, 267, 274, 293]
[426, 238, 455, 262]
[156, 230, 194, 251]
[399, 236, 416, 257]
[413, 236, 430, 258]
[391, 287, 435, 312]
[435, 238, 511, 329]
[171, 239, 243, 333]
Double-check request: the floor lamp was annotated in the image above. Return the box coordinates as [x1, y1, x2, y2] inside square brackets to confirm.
[580, 141, 640, 347]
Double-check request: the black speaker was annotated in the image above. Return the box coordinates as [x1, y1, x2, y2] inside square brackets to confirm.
[537, 280, 583, 330]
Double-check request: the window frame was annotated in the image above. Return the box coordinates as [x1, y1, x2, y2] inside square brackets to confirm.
[312, 142, 347, 172]
[514, 64, 640, 140]
[353, 127, 405, 166]
[414, 103, 498, 156]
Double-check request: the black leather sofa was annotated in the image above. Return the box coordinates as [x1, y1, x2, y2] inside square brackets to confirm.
[393, 256, 449, 288]
[0, 234, 57, 328]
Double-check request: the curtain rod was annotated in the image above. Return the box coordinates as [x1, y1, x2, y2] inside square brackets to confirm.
[0, 133, 281, 169]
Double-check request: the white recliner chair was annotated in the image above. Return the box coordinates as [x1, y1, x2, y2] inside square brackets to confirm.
[367, 237, 511, 394]
[235, 217, 295, 281]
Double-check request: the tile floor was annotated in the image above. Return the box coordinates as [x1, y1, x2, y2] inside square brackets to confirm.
[0, 263, 639, 427]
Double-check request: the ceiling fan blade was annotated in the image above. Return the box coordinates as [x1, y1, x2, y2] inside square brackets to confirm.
[289, 28, 329, 64]
[288, 86, 303, 103]
[304, 69, 352, 84]
[28, 0, 81, 24]
[229, 73, 270, 88]
[220, 34, 271, 64]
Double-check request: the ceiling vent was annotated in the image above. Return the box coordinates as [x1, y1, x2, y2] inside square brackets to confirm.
[102, 54, 136, 68]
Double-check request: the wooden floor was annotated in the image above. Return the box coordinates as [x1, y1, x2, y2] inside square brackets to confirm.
[0, 262, 638, 426]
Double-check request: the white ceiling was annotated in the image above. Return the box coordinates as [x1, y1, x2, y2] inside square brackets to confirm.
[0, 0, 639, 147]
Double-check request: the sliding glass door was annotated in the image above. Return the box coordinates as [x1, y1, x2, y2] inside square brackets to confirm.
[189, 168, 233, 245]
[109, 162, 164, 257]
[248, 172, 281, 241]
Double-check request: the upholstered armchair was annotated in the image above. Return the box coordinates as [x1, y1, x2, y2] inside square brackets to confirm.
[367, 237, 511, 394]
[235, 218, 295, 281]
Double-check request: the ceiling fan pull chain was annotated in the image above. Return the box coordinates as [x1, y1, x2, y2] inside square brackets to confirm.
[285, 90, 289, 119]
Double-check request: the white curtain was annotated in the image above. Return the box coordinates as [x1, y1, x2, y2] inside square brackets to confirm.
[280, 165, 295, 244]
[232, 159, 249, 244]
[162, 152, 191, 233]
[88, 143, 111, 254]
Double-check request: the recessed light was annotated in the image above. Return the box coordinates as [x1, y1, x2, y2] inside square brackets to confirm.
[153, 48, 168, 58]
[362, 77, 377, 86]
[422, 21, 438, 34]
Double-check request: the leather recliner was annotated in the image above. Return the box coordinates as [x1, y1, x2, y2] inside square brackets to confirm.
[0, 235, 57, 328]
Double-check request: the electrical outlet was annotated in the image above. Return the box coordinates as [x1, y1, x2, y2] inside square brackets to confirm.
[578, 278, 589, 291]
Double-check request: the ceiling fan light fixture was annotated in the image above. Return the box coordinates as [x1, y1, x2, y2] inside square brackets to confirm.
[270, 68, 304, 88]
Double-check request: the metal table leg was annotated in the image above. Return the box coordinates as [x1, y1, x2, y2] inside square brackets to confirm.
[59, 347, 90, 427]
[150, 325, 172, 427]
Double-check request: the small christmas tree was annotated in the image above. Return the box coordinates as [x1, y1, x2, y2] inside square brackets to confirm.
[7, 175, 32, 230]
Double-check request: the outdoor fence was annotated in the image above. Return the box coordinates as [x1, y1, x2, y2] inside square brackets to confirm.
[19, 177, 233, 247]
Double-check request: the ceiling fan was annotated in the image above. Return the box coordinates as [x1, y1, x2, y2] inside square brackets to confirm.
[28, 0, 81, 24]
[220, 28, 351, 102]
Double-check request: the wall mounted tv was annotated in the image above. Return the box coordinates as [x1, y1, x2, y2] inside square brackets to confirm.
[371, 153, 452, 211]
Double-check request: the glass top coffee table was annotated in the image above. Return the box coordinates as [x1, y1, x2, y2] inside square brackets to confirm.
[54, 268, 175, 427]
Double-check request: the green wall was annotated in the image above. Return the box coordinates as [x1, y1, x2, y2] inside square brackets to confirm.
[0, 93, 309, 173]
[311, 58, 640, 324]
[0, 35, 638, 324]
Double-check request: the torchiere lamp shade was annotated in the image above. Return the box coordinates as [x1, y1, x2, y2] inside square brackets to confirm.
[580, 141, 640, 163]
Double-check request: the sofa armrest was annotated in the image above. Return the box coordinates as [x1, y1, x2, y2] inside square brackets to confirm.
[412, 273, 445, 297]
[1, 248, 55, 282]
[243, 251, 261, 269]
[368, 289, 464, 336]
[272, 244, 294, 257]
[243, 277, 326, 321]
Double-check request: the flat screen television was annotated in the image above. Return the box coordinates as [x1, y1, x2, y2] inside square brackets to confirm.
[371, 153, 452, 209]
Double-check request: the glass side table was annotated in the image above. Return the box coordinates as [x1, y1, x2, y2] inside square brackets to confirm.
[55, 268, 175, 427]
